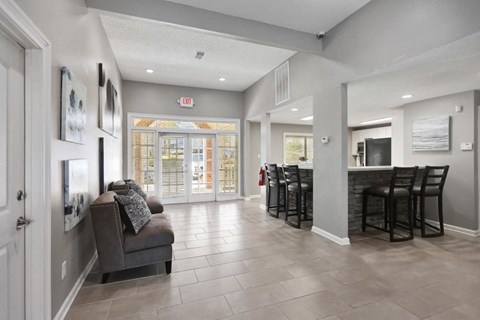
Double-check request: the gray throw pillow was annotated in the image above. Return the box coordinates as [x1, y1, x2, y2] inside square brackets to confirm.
[126, 181, 147, 200]
[115, 190, 151, 234]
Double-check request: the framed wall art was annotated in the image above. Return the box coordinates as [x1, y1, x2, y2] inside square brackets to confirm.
[61, 67, 87, 144]
[412, 116, 450, 151]
[64, 159, 90, 231]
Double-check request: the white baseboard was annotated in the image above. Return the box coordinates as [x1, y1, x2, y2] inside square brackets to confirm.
[425, 219, 480, 237]
[53, 251, 98, 320]
[249, 194, 261, 199]
[311, 226, 351, 246]
[259, 204, 267, 210]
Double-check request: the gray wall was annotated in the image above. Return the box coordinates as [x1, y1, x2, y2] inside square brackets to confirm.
[15, 0, 123, 315]
[249, 122, 313, 195]
[403, 91, 478, 230]
[122, 80, 244, 191]
[244, 0, 480, 239]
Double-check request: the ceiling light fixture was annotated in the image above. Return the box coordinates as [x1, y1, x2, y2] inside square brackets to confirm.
[219, 77, 226, 82]
[145, 69, 154, 74]
[359, 117, 392, 125]
[301, 116, 313, 121]
[291, 108, 299, 111]
[402, 94, 413, 99]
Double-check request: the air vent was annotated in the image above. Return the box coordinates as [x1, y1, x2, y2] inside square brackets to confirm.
[195, 51, 205, 60]
[275, 61, 290, 105]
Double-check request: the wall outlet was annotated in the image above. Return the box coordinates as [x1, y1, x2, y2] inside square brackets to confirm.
[62, 261, 66, 280]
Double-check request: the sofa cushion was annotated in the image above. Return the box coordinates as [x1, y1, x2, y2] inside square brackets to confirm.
[127, 181, 148, 200]
[124, 214, 174, 253]
[146, 196, 164, 213]
[115, 190, 151, 234]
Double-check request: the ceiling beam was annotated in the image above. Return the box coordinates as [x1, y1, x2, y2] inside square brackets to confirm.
[86, 0, 322, 54]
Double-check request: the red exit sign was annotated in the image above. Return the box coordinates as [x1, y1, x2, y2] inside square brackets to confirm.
[179, 97, 194, 108]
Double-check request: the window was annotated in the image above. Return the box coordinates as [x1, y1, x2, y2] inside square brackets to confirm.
[133, 118, 236, 131]
[284, 134, 313, 164]
[132, 131, 156, 194]
[218, 135, 238, 193]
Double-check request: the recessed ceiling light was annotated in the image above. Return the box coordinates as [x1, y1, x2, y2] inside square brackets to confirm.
[219, 77, 226, 82]
[291, 108, 299, 111]
[402, 94, 413, 99]
[301, 116, 313, 121]
[145, 69, 154, 74]
[359, 117, 392, 125]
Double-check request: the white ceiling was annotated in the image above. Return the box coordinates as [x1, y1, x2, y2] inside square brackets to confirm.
[263, 32, 480, 127]
[348, 31, 480, 126]
[100, 14, 296, 91]
[165, 0, 371, 34]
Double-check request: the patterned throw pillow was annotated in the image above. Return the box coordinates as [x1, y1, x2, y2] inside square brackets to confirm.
[126, 181, 147, 200]
[115, 190, 151, 234]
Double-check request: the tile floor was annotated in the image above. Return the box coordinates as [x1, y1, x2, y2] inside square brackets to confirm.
[67, 200, 480, 320]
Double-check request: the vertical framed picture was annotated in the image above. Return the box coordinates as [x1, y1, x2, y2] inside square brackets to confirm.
[99, 78, 114, 135]
[64, 159, 90, 231]
[112, 85, 122, 138]
[61, 67, 87, 144]
[412, 116, 450, 151]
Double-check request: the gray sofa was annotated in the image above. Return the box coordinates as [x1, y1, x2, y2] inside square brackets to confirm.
[89, 191, 174, 283]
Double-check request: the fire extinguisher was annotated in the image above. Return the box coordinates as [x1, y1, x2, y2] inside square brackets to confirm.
[258, 166, 265, 186]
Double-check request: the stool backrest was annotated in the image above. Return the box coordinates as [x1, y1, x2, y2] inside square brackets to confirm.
[265, 163, 281, 185]
[420, 165, 449, 192]
[282, 164, 301, 185]
[390, 166, 418, 196]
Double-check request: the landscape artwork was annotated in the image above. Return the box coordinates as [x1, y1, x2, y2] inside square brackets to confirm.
[64, 159, 90, 231]
[61, 67, 87, 144]
[412, 116, 450, 151]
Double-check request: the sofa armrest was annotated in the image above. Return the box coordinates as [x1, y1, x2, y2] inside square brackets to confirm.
[90, 192, 125, 273]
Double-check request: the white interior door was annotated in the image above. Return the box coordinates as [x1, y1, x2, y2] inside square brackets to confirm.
[160, 134, 216, 203]
[0, 31, 26, 320]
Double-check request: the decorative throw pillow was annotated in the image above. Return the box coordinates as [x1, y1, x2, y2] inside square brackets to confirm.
[115, 190, 151, 234]
[126, 181, 147, 200]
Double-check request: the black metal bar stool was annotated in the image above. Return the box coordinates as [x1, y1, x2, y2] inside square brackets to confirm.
[413, 165, 449, 237]
[282, 164, 312, 228]
[362, 166, 418, 242]
[265, 163, 286, 218]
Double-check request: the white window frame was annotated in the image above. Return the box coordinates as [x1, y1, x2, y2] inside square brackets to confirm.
[283, 132, 314, 164]
[127, 113, 241, 202]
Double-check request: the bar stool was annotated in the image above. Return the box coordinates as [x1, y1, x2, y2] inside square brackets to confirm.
[265, 163, 286, 218]
[282, 164, 312, 228]
[413, 165, 449, 237]
[362, 166, 418, 242]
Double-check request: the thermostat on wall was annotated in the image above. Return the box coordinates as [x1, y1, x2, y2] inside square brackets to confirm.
[461, 142, 473, 151]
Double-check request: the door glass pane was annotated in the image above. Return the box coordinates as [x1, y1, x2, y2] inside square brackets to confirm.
[132, 131, 155, 194]
[161, 136, 185, 198]
[191, 137, 214, 195]
[219, 135, 238, 193]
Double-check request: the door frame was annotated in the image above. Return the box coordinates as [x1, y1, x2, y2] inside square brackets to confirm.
[160, 133, 220, 204]
[0, 1, 52, 320]
[128, 113, 241, 202]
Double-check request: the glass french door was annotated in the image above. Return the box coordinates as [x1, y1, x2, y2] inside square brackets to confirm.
[160, 134, 216, 203]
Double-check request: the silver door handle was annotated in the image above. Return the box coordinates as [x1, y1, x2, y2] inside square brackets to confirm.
[16, 216, 32, 231]
[17, 190, 25, 201]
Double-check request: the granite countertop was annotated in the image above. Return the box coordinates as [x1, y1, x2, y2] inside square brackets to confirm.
[348, 166, 393, 172]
